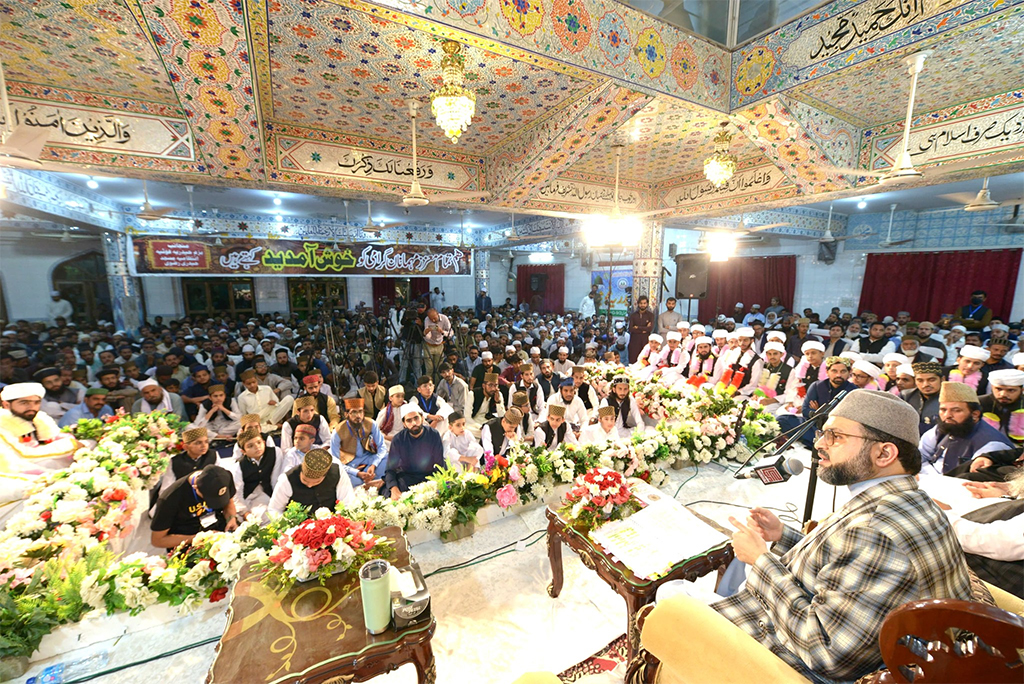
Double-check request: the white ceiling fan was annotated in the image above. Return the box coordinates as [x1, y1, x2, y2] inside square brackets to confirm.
[879, 203, 914, 246]
[937, 177, 1024, 212]
[0, 59, 50, 169]
[388, 100, 491, 208]
[122, 180, 191, 222]
[359, 199, 406, 234]
[814, 52, 1024, 186]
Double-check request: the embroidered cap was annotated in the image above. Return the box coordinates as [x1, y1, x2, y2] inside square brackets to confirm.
[236, 427, 262, 445]
[597, 405, 616, 418]
[830, 390, 920, 446]
[547, 404, 566, 417]
[295, 395, 318, 409]
[301, 448, 333, 480]
[294, 423, 317, 438]
[939, 381, 979, 405]
[182, 427, 208, 443]
[512, 391, 529, 407]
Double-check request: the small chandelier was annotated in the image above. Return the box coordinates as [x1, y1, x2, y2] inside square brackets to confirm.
[431, 41, 476, 144]
[703, 122, 738, 187]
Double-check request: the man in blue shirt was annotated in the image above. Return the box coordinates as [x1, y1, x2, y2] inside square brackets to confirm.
[919, 381, 1015, 479]
[384, 404, 445, 499]
[58, 388, 114, 428]
[475, 288, 492, 319]
[330, 397, 386, 490]
[776, 356, 857, 447]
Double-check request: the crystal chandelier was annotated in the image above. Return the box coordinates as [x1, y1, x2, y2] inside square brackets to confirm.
[431, 41, 476, 144]
[703, 122, 738, 188]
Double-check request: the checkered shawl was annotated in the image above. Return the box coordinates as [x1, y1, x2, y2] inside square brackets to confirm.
[713, 476, 971, 684]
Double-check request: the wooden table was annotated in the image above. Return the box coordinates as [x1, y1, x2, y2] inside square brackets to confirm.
[208, 527, 436, 684]
[545, 506, 733, 683]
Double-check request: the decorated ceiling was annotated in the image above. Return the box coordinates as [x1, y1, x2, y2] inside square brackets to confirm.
[1, 0, 1023, 232]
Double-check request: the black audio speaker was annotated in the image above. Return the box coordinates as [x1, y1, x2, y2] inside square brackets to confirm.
[674, 253, 710, 299]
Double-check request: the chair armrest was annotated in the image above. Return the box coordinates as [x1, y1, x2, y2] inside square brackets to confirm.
[982, 581, 1024, 617]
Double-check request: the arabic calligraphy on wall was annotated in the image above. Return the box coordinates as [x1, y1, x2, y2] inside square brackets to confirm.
[0, 100, 194, 160]
[866, 101, 1024, 167]
[275, 136, 480, 190]
[783, 0, 960, 64]
[535, 178, 642, 208]
[660, 165, 792, 208]
[130, 237, 472, 277]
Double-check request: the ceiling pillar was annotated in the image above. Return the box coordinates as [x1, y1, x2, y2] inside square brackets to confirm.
[102, 232, 142, 334]
[632, 221, 665, 312]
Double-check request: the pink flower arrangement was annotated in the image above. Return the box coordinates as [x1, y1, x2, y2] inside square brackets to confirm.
[559, 467, 640, 530]
[496, 484, 520, 509]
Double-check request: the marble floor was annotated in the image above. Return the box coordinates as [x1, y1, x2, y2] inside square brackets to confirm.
[15, 445, 848, 684]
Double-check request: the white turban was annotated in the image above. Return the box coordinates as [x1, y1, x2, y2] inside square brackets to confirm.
[766, 331, 786, 342]
[694, 336, 714, 346]
[959, 345, 990, 362]
[987, 369, 1024, 387]
[0, 382, 45, 401]
[853, 360, 882, 379]
[138, 379, 160, 390]
[801, 341, 825, 353]
[691, 325, 706, 333]
[666, 331, 682, 341]
[883, 353, 910, 365]
[481, 351, 493, 360]
[558, 346, 569, 354]
[763, 341, 786, 354]
[648, 334, 664, 344]
[401, 403, 423, 419]
[736, 327, 755, 338]
[712, 329, 728, 338]
[896, 364, 914, 377]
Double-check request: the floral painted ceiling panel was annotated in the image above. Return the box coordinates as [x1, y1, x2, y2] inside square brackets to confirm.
[785, 7, 1024, 128]
[568, 98, 768, 183]
[267, 0, 599, 155]
[0, 0, 179, 105]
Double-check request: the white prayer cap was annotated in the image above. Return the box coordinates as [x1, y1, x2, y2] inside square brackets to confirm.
[951, 325, 967, 333]
[883, 353, 910, 365]
[586, 342, 599, 349]
[959, 345, 990, 362]
[138, 378, 160, 390]
[114, 330, 126, 337]
[987, 369, 1024, 387]
[479, 341, 488, 349]
[691, 324, 706, 333]
[801, 341, 825, 353]
[615, 322, 624, 330]
[50, 290, 61, 297]
[726, 332, 739, 341]
[736, 327, 755, 338]
[896, 364, 914, 377]
[695, 336, 714, 346]
[751, 303, 761, 309]
[0, 382, 45, 401]
[763, 341, 786, 354]
[735, 302, 743, 307]
[992, 323, 1011, 332]
[853, 360, 882, 379]
[840, 351, 862, 361]
[388, 385, 405, 397]
[882, 316, 894, 324]
[530, 347, 540, 355]
[505, 345, 516, 354]
[184, 345, 198, 354]
[766, 331, 786, 342]
[1, 331, 16, 337]
[666, 331, 682, 341]
[512, 340, 523, 346]
[481, 351, 493, 360]
[712, 329, 727, 338]
[558, 346, 569, 354]
[648, 334, 663, 344]
[677, 320, 690, 329]
[242, 344, 255, 353]
[401, 403, 423, 419]
[1013, 352, 1024, 368]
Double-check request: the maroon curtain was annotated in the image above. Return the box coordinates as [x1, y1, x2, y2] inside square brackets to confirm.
[859, 249, 1021, 322]
[410, 277, 430, 307]
[371, 278, 391, 316]
[698, 255, 796, 321]
[517, 264, 565, 314]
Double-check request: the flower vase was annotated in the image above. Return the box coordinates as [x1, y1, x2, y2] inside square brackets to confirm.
[441, 521, 475, 543]
[0, 656, 29, 682]
[671, 458, 688, 470]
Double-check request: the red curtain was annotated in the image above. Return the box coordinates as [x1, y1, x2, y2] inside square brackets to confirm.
[371, 278, 391, 316]
[859, 249, 1021, 322]
[517, 264, 565, 314]
[698, 255, 796, 321]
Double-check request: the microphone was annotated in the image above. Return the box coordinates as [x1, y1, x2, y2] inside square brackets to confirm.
[736, 457, 805, 485]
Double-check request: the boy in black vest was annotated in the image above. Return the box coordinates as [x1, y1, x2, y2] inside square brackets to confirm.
[534, 403, 577, 449]
[267, 448, 354, 517]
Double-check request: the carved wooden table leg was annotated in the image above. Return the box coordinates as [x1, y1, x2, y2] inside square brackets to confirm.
[546, 518, 563, 599]
[412, 640, 436, 684]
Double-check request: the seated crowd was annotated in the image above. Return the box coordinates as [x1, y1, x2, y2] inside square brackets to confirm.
[2, 287, 1023, 683]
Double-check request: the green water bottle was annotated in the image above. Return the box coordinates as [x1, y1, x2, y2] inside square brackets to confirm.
[359, 559, 392, 635]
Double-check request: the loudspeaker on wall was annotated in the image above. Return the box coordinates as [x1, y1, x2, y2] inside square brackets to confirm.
[674, 253, 709, 299]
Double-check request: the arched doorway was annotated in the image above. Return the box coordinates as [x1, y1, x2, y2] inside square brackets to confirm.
[52, 252, 111, 325]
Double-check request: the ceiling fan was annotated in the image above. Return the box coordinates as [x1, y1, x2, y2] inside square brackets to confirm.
[122, 180, 191, 222]
[0, 59, 51, 169]
[880, 203, 914, 246]
[936, 177, 1024, 213]
[814, 52, 1024, 186]
[386, 100, 491, 208]
[359, 199, 406, 234]
[716, 212, 791, 236]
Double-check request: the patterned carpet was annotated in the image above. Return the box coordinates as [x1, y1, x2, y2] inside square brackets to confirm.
[556, 635, 629, 682]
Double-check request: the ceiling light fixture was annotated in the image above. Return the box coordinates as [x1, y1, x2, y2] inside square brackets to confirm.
[703, 122, 738, 188]
[273, 197, 282, 206]
[86, 177, 99, 190]
[583, 144, 643, 248]
[857, 200, 867, 209]
[275, 215, 283, 222]
[430, 41, 475, 144]
[705, 232, 737, 262]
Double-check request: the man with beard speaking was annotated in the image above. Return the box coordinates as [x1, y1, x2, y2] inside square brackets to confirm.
[918, 381, 1016, 479]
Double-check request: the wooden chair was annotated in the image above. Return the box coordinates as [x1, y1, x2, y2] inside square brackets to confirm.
[877, 598, 1024, 684]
